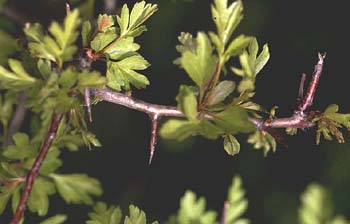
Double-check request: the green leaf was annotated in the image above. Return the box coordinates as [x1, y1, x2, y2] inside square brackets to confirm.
[247, 131, 277, 156]
[106, 55, 150, 91]
[24, 10, 81, 67]
[225, 35, 252, 59]
[207, 80, 235, 105]
[91, 30, 118, 52]
[39, 147, 62, 175]
[47, 9, 81, 66]
[28, 178, 56, 216]
[0, 30, 19, 65]
[0, 59, 37, 90]
[117, 1, 158, 37]
[104, 37, 140, 60]
[180, 32, 217, 90]
[198, 120, 224, 139]
[171, 191, 217, 224]
[124, 205, 146, 224]
[82, 21, 92, 47]
[3, 133, 37, 160]
[254, 43, 270, 75]
[211, 0, 243, 45]
[40, 214, 68, 224]
[174, 32, 196, 65]
[37, 59, 52, 79]
[214, 107, 254, 134]
[176, 85, 198, 121]
[226, 176, 250, 223]
[298, 184, 334, 224]
[223, 134, 240, 156]
[59, 68, 78, 89]
[50, 173, 103, 205]
[159, 119, 198, 141]
[86, 202, 122, 224]
[78, 70, 106, 90]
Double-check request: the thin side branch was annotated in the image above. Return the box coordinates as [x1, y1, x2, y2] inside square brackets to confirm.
[11, 113, 63, 224]
[220, 201, 230, 224]
[298, 53, 325, 112]
[91, 88, 183, 117]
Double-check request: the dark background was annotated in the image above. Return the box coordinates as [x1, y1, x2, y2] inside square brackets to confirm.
[1, 0, 350, 223]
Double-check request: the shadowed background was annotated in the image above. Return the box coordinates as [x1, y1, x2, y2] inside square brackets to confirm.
[1, 0, 350, 223]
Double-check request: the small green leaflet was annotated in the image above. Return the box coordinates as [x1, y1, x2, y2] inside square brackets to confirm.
[247, 130, 276, 156]
[298, 183, 347, 224]
[106, 55, 150, 91]
[125, 205, 159, 224]
[159, 119, 198, 141]
[24, 10, 81, 67]
[231, 38, 270, 92]
[206, 80, 235, 105]
[0, 30, 19, 65]
[50, 173, 103, 205]
[211, 0, 243, 46]
[3, 133, 37, 160]
[39, 214, 67, 224]
[86, 202, 122, 224]
[180, 32, 217, 91]
[214, 106, 255, 134]
[27, 178, 56, 216]
[314, 104, 350, 145]
[223, 134, 240, 156]
[226, 176, 250, 224]
[117, 1, 158, 37]
[176, 85, 198, 121]
[0, 59, 36, 90]
[168, 191, 217, 224]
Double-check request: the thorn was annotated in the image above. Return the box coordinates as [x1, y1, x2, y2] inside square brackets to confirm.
[85, 88, 92, 122]
[66, 2, 71, 14]
[148, 114, 160, 165]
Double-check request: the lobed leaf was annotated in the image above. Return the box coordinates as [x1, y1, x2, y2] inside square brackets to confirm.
[0, 59, 37, 90]
[50, 173, 103, 205]
[86, 202, 122, 224]
[28, 178, 56, 216]
[180, 32, 217, 90]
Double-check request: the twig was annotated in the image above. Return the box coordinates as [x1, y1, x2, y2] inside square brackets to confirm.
[6, 93, 28, 146]
[221, 201, 230, 224]
[10, 113, 63, 224]
[297, 53, 325, 112]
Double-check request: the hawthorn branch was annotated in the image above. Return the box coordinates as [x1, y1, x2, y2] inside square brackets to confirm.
[11, 113, 63, 224]
[91, 54, 325, 156]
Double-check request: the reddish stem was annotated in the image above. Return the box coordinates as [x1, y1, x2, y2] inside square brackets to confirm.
[10, 113, 63, 224]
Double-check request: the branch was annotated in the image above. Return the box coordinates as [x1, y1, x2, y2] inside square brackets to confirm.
[220, 201, 230, 224]
[10, 113, 63, 224]
[91, 54, 325, 156]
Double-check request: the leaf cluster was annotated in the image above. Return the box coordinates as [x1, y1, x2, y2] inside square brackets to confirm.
[160, 0, 270, 157]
